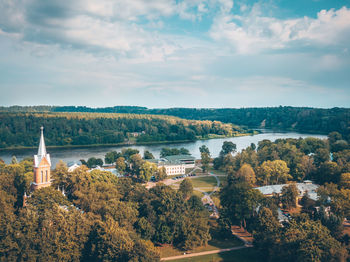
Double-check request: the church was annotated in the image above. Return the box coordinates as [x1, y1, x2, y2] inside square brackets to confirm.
[31, 126, 52, 190]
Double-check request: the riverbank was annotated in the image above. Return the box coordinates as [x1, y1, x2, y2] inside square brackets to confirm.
[0, 131, 328, 166]
[0, 132, 259, 152]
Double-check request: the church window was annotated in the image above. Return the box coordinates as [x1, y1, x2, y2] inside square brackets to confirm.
[45, 170, 48, 182]
[41, 171, 43, 183]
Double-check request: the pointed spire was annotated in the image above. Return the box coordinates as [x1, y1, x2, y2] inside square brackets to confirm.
[38, 126, 47, 157]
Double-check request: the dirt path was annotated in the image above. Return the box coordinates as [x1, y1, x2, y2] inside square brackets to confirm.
[161, 245, 249, 261]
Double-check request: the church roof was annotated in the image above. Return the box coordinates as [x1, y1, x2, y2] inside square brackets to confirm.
[34, 127, 51, 168]
[38, 126, 47, 157]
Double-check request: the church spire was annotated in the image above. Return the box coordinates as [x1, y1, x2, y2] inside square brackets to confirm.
[38, 126, 47, 157]
[32, 126, 51, 190]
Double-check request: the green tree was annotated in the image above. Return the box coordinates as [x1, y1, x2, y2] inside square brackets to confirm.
[277, 216, 347, 262]
[105, 151, 120, 164]
[179, 178, 193, 200]
[281, 183, 299, 209]
[253, 207, 281, 260]
[154, 167, 167, 181]
[200, 152, 211, 173]
[138, 161, 157, 182]
[340, 173, 350, 189]
[115, 157, 126, 173]
[143, 150, 154, 159]
[221, 141, 236, 155]
[257, 160, 291, 185]
[220, 181, 264, 229]
[236, 164, 256, 185]
[199, 145, 210, 154]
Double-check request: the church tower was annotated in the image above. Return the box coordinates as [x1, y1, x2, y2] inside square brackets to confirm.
[32, 126, 52, 190]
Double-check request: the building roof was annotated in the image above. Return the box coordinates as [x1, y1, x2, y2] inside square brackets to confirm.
[163, 154, 195, 162]
[34, 126, 51, 167]
[255, 182, 319, 201]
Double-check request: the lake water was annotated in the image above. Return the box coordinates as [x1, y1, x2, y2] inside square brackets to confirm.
[0, 131, 327, 167]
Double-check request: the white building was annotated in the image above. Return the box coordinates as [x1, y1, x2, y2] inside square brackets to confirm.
[255, 181, 319, 201]
[147, 154, 196, 176]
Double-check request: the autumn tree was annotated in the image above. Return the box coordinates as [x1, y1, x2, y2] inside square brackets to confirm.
[257, 160, 291, 185]
[236, 164, 256, 185]
[179, 178, 193, 200]
[281, 183, 299, 209]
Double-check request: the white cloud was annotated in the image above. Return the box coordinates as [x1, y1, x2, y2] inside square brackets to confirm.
[209, 6, 350, 54]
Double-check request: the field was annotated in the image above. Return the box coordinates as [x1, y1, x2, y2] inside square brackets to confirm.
[165, 248, 263, 262]
[160, 221, 243, 258]
[190, 176, 218, 188]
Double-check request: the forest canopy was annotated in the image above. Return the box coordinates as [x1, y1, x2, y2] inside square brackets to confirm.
[1, 106, 349, 138]
[0, 112, 246, 149]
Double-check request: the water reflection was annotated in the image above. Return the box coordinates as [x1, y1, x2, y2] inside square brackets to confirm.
[0, 131, 327, 166]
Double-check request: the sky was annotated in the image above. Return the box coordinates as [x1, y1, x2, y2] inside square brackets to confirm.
[0, 0, 349, 108]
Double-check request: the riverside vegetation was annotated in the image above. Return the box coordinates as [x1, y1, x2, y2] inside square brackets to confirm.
[0, 112, 247, 149]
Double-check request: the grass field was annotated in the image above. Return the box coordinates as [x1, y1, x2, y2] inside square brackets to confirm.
[166, 248, 263, 262]
[190, 176, 218, 188]
[160, 221, 243, 258]
[193, 190, 204, 198]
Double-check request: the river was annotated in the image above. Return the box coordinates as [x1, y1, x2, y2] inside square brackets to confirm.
[0, 130, 327, 166]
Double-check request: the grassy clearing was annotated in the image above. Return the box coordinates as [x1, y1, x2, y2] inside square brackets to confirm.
[166, 248, 263, 262]
[190, 176, 217, 188]
[160, 221, 243, 258]
[193, 190, 204, 199]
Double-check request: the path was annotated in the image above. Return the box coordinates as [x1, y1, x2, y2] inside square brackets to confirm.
[200, 172, 220, 217]
[161, 245, 249, 261]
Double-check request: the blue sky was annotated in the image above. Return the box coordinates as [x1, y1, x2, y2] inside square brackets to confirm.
[0, 0, 349, 108]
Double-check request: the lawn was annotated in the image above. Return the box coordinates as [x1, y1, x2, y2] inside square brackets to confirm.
[160, 221, 243, 258]
[190, 176, 218, 189]
[193, 190, 204, 198]
[166, 248, 263, 262]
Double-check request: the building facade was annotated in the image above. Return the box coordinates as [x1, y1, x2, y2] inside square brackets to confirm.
[147, 154, 196, 176]
[32, 127, 52, 190]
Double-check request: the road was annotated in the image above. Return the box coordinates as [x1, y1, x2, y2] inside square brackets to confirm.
[161, 245, 250, 261]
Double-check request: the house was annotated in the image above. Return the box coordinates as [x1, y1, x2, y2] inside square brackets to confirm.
[255, 181, 319, 201]
[147, 154, 196, 176]
[67, 161, 82, 172]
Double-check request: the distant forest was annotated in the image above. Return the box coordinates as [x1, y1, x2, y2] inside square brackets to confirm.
[1, 106, 349, 138]
[0, 112, 245, 149]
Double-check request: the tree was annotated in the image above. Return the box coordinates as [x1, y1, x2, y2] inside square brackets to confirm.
[143, 150, 154, 160]
[199, 145, 210, 154]
[52, 160, 68, 188]
[281, 183, 299, 209]
[221, 141, 236, 156]
[105, 151, 120, 164]
[11, 156, 18, 164]
[138, 161, 157, 182]
[340, 173, 350, 189]
[154, 167, 167, 181]
[236, 164, 256, 185]
[295, 155, 316, 181]
[200, 152, 210, 173]
[115, 157, 126, 173]
[276, 216, 347, 262]
[220, 181, 264, 229]
[86, 157, 103, 168]
[250, 143, 256, 151]
[257, 160, 291, 185]
[252, 207, 281, 260]
[179, 178, 193, 200]
[316, 161, 341, 184]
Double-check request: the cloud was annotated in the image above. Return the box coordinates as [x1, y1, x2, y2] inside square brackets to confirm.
[209, 5, 350, 54]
